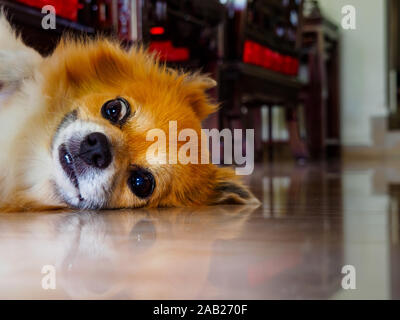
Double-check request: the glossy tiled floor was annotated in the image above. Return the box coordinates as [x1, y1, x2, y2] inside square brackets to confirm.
[1, 160, 400, 299]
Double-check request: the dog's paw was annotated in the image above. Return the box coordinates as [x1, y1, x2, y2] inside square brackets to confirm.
[211, 167, 260, 205]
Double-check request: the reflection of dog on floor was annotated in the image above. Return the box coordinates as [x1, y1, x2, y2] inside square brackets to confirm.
[0, 206, 255, 299]
[0, 13, 258, 211]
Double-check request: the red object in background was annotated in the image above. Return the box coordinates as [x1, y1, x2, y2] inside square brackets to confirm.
[243, 40, 299, 76]
[16, 0, 80, 21]
[150, 26, 165, 35]
[261, 47, 272, 69]
[149, 41, 189, 62]
[242, 40, 254, 64]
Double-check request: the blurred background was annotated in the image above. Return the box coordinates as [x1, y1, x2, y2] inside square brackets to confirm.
[0, 0, 374, 162]
[0, 0, 396, 163]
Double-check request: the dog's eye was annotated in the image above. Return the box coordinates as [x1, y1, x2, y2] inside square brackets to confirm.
[101, 98, 130, 124]
[128, 168, 155, 199]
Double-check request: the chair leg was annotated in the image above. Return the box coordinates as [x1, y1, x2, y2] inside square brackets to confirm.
[286, 107, 309, 160]
[268, 105, 274, 162]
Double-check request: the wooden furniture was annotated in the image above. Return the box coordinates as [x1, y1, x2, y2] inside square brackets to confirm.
[0, 0, 96, 55]
[218, 0, 308, 161]
[300, 6, 340, 159]
[218, 62, 307, 161]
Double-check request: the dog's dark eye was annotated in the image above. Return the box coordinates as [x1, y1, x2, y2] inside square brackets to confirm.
[128, 168, 155, 199]
[101, 98, 130, 124]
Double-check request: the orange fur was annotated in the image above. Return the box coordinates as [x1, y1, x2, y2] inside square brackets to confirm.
[0, 25, 259, 211]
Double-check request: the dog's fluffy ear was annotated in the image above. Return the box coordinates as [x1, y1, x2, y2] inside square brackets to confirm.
[211, 167, 260, 205]
[183, 73, 218, 120]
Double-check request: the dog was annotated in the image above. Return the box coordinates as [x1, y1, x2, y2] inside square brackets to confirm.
[0, 14, 258, 211]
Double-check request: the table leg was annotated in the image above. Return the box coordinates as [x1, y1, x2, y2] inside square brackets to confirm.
[286, 106, 309, 160]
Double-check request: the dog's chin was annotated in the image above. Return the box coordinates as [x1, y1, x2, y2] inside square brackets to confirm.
[54, 176, 88, 209]
[63, 193, 104, 210]
[55, 180, 105, 210]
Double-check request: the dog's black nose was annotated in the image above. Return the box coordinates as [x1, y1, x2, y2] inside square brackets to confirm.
[79, 132, 112, 169]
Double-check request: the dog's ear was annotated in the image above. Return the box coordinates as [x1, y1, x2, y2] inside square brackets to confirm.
[183, 73, 218, 120]
[211, 167, 260, 205]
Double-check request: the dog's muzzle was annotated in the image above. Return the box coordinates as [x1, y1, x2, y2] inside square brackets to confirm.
[52, 118, 116, 209]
